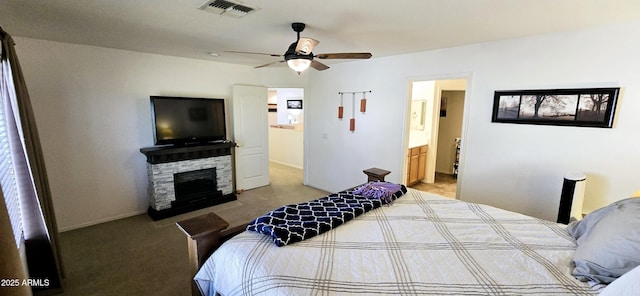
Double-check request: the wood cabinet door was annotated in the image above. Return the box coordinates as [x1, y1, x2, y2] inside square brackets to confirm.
[407, 147, 420, 185]
[418, 146, 427, 180]
[409, 153, 419, 184]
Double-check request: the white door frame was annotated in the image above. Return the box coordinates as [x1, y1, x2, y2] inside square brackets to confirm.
[402, 73, 472, 199]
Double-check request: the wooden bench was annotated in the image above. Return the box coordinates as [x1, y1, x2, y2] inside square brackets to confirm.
[176, 213, 247, 296]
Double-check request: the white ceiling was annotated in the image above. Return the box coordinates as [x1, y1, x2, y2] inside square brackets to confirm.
[2, 0, 640, 69]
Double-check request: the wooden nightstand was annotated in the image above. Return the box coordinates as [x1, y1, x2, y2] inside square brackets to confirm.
[363, 168, 391, 182]
[176, 212, 229, 296]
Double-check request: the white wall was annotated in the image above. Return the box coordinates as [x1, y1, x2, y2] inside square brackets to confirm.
[269, 128, 304, 169]
[14, 38, 269, 231]
[304, 21, 640, 221]
[408, 81, 433, 148]
[304, 60, 412, 191]
[13, 20, 640, 229]
[273, 88, 304, 124]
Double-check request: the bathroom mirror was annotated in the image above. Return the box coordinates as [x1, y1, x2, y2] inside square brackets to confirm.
[410, 100, 426, 130]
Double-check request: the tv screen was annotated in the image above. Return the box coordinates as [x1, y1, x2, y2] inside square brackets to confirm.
[150, 96, 226, 145]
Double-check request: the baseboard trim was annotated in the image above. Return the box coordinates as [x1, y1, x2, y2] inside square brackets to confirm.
[147, 193, 237, 221]
[269, 160, 303, 170]
[434, 170, 454, 175]
[59, 209, 147, 232]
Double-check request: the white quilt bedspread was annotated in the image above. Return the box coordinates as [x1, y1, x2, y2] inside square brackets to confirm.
[195, 189, 597, 295]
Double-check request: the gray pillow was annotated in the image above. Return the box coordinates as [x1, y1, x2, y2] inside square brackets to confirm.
[567, 197, 640, 284]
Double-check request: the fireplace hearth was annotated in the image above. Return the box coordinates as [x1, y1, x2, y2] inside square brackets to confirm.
[140, 142, 236, 220]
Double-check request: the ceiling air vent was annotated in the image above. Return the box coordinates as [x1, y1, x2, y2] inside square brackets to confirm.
[199, 0, 257, 17]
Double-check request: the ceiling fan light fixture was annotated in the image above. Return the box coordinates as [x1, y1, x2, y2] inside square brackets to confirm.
[230, 22, 371, 72]
[287, 58, 312, 73]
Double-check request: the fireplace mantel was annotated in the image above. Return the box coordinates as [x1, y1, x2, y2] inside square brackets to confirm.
[140, 142, 236, 220]
[140, 141, 236, 164]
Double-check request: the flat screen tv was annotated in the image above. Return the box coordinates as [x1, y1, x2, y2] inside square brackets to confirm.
[150, 96, 226, 146]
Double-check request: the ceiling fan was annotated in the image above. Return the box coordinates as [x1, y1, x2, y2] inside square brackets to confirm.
[226, 22, 372, 74]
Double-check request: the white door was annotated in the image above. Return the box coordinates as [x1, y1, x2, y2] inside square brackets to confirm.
[233, 85, 269, 191]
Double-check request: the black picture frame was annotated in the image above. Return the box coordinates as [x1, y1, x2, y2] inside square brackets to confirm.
[492, 87, 619, 128]
[287, 99, 303, 109]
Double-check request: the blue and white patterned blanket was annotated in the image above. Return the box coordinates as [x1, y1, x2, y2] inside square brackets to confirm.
[246, 183, 407, 246]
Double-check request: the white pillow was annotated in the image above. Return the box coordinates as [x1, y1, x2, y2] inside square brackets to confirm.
[599, 265, 640, 296]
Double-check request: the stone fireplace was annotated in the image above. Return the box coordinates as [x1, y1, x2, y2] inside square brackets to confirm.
[140, 142, 236, 220]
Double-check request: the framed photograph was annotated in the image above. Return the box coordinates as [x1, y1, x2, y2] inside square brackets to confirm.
[492, 87, 619, 128]
[287, 99, 303, 109]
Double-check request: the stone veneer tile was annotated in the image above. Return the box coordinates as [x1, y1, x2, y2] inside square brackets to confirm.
[147, 155, 232, 210]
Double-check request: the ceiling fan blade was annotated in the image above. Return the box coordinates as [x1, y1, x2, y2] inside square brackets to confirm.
[310, 60, 329, 71]
[316, 53, 372, 59]
[255, 60, 285, 68]
[295, 37, 319, 55]
[225, 50, 282, 57]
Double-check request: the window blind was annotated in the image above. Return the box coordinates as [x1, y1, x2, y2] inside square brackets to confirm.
[0, 55, 23, 247]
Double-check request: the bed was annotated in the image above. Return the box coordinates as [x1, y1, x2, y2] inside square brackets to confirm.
[192, 186, 607, 296]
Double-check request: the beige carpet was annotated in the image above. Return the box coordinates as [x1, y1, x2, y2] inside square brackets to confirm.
[57, 162, 328, 296]
[56, 165, 452, 295]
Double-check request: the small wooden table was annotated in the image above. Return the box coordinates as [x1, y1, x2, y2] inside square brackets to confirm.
[176, 213, 229, 296]
[363, 168, 391, 182]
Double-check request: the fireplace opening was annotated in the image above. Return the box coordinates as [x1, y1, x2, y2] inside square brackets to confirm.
[172, 168, 222, 208]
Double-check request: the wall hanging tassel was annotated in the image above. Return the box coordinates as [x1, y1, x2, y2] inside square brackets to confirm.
[338, 90, 370, 133]
[338, 93, 344, 119]
[350, 93, 356, 132]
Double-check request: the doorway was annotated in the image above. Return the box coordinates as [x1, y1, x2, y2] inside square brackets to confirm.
[404, 79, 466, 198]
[232, 86, 305, 192]
[267, 87, 305, 171]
